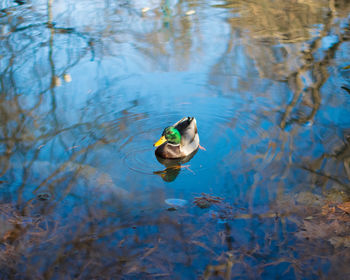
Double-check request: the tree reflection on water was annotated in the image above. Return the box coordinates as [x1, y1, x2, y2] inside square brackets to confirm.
[0, 0, 350, 278]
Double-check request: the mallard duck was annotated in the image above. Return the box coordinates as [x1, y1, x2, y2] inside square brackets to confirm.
[153, 117, 199, 159]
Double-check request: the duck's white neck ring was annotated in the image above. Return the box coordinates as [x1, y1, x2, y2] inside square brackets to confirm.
[167, 142, 180, 147]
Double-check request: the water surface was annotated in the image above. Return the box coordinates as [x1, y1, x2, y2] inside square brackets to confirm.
[1, 0, 350, 278]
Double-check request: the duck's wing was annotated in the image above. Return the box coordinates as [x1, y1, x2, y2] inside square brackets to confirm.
[173, 117, 191, 132]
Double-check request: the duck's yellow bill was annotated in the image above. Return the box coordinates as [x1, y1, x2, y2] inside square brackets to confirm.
[153, 136, 167, 147]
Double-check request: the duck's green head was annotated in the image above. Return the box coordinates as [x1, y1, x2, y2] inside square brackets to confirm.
[154, 127, 181, 146]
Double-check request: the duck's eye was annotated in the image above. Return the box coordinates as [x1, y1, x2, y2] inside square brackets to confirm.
[162, 127, 171, 136]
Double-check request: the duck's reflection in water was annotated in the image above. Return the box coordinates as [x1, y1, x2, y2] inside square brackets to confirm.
[153, 149, 198, 182]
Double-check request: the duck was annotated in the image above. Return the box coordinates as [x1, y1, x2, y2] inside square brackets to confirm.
[153, 117, 199, 159]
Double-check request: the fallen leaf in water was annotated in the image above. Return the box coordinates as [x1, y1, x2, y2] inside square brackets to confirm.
[329, 236, 350, 248]
[325, 189, 348, 204]
[125, 263, 142, 274]
[337, 202, 350, 214]
[185, 10, 196, 15]
[321, 204, 335, 216]
[304, 216, 314, 220]
[321, 202, 350, 222]
[296, 220, 342, 239]
[193, 193, 223, 209]
[165, 198, 188, 208]
[53, 76, 61, 87]
[63, 73, 72, 83]
[3, 228, 22, 242]
[295, 192, 324, 207]
[343, 65, 350, 69]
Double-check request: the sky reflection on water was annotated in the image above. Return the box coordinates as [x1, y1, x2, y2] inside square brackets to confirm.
[1, 0, 350, 278]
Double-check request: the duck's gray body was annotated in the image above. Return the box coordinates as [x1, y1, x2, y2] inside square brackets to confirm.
[155, 117, 199, 159]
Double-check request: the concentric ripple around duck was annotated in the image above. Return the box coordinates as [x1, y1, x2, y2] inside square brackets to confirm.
[121, 100, 270, 178]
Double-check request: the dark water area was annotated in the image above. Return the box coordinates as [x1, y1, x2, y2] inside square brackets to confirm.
[1, 0, 350, 278]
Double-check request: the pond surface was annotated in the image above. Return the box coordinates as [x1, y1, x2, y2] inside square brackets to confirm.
[1, 0, 350, 278]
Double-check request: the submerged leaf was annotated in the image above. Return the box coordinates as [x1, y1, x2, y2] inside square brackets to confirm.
[185, 10, 196, 15]
[321, 204, 335, 216]
[337, 202, 350, 214]
[52, 76, 61, 87]
[193, 193, 223, 209]
[63, 73, 72, 83]
[329, 236, 350, 248]
[165, 198, 188, 208]
[295, 192, 324, 206]
[296, 220, 343, 239]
